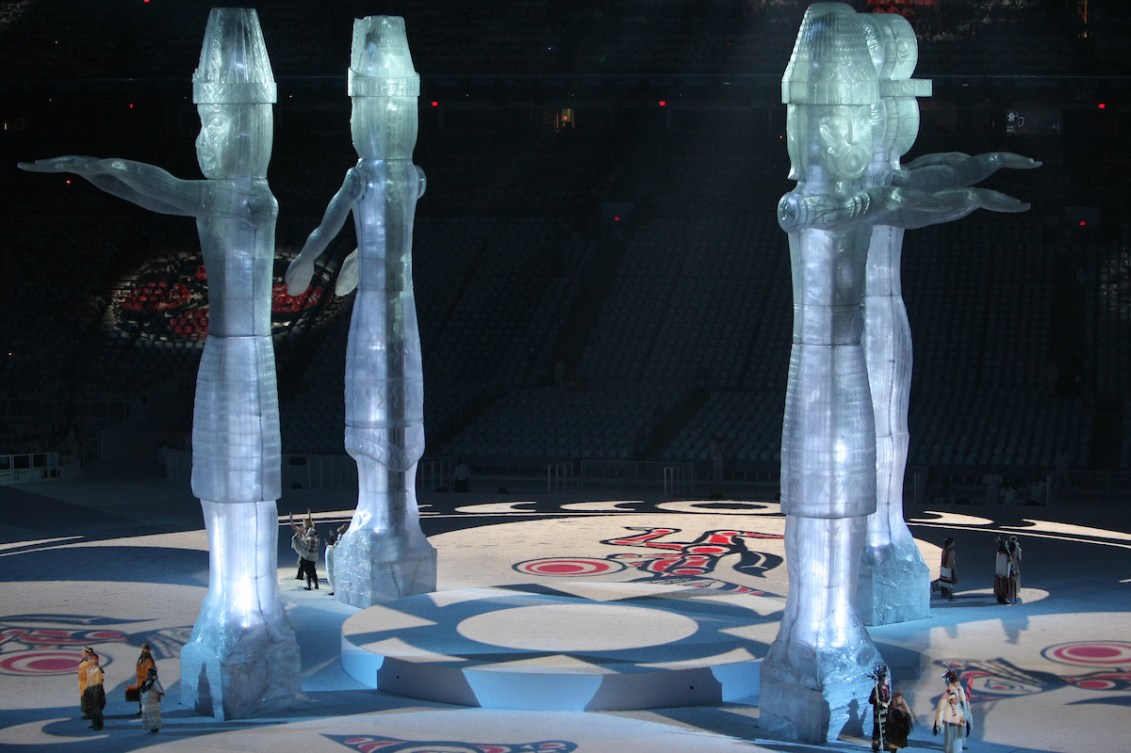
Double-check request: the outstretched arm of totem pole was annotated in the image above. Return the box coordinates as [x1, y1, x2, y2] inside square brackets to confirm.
[19, 156, 203, 216]
[285, 167, 363, 295]
[886, 186, 1029, 228]
[895, 152, 1041, 192]
[779, 185, 1029, 233]
[778, 186, 949, 232]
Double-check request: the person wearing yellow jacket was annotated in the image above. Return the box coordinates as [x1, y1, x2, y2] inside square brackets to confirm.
[77, 646, 95, 719]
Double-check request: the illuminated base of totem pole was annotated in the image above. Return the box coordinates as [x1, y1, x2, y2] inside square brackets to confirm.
[857, 434, 931, 625]
[857, 544, 931, 626]
[333, 530, 437, 608]
[179, 500, 301, 719]
[758, 516, 884, 742]
[858, 557, 931, 627]
[332, 465, 437, 608]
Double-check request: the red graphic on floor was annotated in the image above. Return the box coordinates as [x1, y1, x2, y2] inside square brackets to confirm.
[0, 625, 125, 675]
[515, 526, 783, 594]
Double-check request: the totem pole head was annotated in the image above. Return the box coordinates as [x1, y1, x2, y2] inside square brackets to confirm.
[859, 12, 931, 174]
[781, 3, 880, 188]
[192, 8, 276, 179]
[348, 16, 420, 160]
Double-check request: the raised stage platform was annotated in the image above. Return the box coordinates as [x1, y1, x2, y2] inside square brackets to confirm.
[341, 581, 775, 710]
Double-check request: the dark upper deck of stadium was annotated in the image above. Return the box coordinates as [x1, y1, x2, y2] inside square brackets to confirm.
[2, 1, 1129, 490]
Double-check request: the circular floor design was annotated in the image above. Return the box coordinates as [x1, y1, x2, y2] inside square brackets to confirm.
[341, 582, 777, 710]
[457, 602, 700, 652]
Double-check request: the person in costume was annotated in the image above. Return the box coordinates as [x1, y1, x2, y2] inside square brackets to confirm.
[292, 524, 320, 590]
[993, 536, 1011, 604]
[1007, 535, 1023, 603]
[868, 664, 892, 752]
[325, 522, 348, 596]
[82, 652, 106, 731]
[140, 666, 165, 734]
[938, 537, 957, 600]
[133, 643, 156, 714]
[886, 689, 914, 749]
[933, 668, 972, 753]
[77, 646, 95, 719]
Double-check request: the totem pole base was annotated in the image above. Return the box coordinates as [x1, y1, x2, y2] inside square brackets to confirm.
[758, 637, 882, 743]
[333, 528, 437, 608]
[857, 543, 931, 626]
[179, 623, 301, 720]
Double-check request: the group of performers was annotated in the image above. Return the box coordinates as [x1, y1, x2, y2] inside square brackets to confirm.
[868, 665, 973, 752]
[867, 665, 914, 751]
[936, 534, 1023, 604]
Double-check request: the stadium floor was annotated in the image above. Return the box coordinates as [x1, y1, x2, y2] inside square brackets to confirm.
[1, 456, 1127, 753]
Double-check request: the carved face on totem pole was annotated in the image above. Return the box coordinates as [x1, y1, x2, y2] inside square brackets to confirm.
[787, 104, 879, 187]
[191, 7, 276, 179]
[782, 3, 882, 191]
[195, 104, 273, 180]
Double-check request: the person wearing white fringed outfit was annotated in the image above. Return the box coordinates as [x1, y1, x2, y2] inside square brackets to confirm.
[140, 667, 165, 734]
[933, 668, 972, 753]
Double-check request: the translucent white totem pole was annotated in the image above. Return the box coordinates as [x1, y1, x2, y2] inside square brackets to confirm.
[856, 12, 933, 626]
[760, 5, 886, 741]
[22, 9, 301, 719]
[286, 16, 436, 608]
[762, 5, 1038, 741]
[855, 13, 1040, 626]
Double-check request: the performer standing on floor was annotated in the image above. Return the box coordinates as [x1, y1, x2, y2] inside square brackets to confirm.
[938, 537, 958, 600]
[994, 536, 1011, 604]
[133, 643, 156, 715]
[77, 646, 95, 720]
[868, 664, 892, 752]
[82, 652, 106, 731]
[292, 523, 320, 590]
[886, 690, 914, 749]
[934, 668, 972, 753]
[140, 667, 165, 734]
[1007, 535, 1023, 603]
[325, 522, 348, 596]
